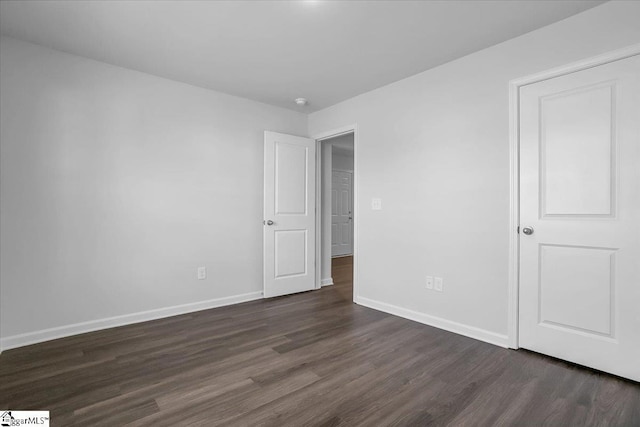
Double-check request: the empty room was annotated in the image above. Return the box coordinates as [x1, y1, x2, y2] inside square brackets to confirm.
[1, 1, 639, 425]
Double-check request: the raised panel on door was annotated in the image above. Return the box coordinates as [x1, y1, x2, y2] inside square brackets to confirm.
[340, 188, 350, 216]
[519, 54, 640, 382]
[340, 223, 350, 245]
[331, 223, 339, 248]
[540, 82, 615, 217]
[275, 142, 308, 215]
[331, 188, 338, 215]
[538, 244, 615, 337]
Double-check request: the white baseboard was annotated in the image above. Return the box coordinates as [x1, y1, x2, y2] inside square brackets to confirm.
[321, 278, 334, 286]
[0, 291, 263, 352]
[355, 296, 509, 348]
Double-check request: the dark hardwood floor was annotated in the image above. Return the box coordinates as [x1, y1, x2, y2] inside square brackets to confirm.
[1, 255, 639, 426]
[331, 255, 353, 301]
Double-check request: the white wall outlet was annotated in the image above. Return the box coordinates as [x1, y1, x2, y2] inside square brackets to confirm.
[371, 198, 382, 210]
[197, 266, 206, 280]
[426, 276, 434, 290]
[434, 277, 443, 292]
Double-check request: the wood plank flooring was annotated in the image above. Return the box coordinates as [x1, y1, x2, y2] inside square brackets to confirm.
[1, 256, 639, 426]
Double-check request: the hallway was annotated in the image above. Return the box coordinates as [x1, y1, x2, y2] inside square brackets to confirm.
[331, 255, 353, 301]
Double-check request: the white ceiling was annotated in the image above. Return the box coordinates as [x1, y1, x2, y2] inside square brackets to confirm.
[0, 0, 604, 112]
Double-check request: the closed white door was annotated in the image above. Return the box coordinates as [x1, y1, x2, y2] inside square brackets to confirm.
[331, 170, 353, 257]
[263, 131, 316, 298]
[519, 55, 640, 381]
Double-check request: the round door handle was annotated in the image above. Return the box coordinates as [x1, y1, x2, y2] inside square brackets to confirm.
[265, 220, 274, 226]
[522, 226, 534, 235]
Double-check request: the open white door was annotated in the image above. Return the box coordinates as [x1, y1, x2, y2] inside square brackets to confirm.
[263, 131, 316, 298]
[519, 55, 640, 381]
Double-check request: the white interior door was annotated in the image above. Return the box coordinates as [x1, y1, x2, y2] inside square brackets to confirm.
[331, 170, 353, 257]
[263, 131, 316, 298]
[519, 55, 640, 381]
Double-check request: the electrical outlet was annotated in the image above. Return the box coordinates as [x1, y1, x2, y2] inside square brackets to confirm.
[434, 277, 443, 292]
[426, 276, 434, 290]
[371, 198, 382, 210]
[197, 266, 206, 280]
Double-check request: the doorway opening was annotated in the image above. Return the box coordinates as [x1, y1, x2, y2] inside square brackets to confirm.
[316, 130, 355, 302]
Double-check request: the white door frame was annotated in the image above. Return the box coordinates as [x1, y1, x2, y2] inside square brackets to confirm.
[312, 124, 358, 302]
[507, 43, 640, 349]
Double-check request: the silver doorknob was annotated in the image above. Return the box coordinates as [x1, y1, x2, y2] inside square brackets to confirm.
[522, 226, 534, 235]
[265, 220, 274, 226]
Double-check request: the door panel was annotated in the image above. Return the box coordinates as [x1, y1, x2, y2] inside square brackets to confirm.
[274, 230, 307, 278]
[264, 131, 315, 298]
[540, 83, 615, 217]
[538, 244, 614, 337]
[275, 143, 308, 215]
[331, 170, 353, 257]
[519, 55, 640, 381]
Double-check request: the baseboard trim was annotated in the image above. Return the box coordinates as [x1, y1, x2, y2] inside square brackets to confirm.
[355, 296, 509, 348]
[0, 291, 263, 352]
[321, 278, 334, 287]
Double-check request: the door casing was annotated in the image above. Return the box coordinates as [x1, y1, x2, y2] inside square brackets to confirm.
[312, 125, 358, 303]
[507, 43, 640, 349]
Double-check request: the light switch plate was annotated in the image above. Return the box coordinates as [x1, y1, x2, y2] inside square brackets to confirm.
[371, 198, 382, 210]
[426, 276, 434, 289]
[197, 267, 206, 280]
[435, 277, 443, 292]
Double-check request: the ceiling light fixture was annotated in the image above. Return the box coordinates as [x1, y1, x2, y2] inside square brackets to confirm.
[295, 98, 308, 106]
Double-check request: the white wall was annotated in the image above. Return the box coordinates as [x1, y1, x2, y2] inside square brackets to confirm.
[331, 137, 353, 172]
[332, 153, 353, 172]
[308, 1, 640, 343]
[0, 37, 307, 346]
